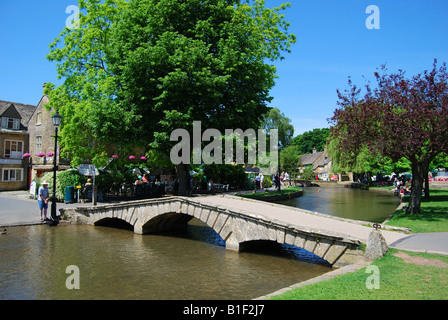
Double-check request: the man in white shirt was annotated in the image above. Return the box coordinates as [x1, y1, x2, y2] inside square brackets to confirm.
[38, 181, 50, 221]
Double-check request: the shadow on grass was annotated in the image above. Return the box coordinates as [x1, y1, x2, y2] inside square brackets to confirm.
[389, 189, 448, 232]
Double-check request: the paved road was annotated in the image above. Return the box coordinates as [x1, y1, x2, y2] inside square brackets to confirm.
[0, 192, 42, 226]
[389, 232, 448, 256]
[0, 191, 94, 227]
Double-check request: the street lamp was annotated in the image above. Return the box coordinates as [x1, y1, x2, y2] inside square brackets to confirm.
[49, 109, 62, 226]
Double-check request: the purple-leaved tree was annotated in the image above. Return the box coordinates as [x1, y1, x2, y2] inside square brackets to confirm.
[330, 60, 448, 214]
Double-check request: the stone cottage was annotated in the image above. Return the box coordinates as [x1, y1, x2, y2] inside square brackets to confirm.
[27, 94, 70, 182]
[298, 147, 332, 180]
[0, 100, 36, 191]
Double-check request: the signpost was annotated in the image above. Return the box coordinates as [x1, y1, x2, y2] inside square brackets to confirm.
[79, 164, 99, 205]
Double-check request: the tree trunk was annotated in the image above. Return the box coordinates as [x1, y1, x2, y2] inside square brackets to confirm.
[406, 161, 427, 214]
[176, 163, 190, 196]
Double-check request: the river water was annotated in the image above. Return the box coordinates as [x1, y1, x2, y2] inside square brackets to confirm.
[279, 187, 401, 223]
[0, 188, 399, 300]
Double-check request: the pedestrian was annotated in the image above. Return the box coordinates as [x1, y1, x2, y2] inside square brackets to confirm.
[38, 181, 50, 221]
[255, 173, 261, 189]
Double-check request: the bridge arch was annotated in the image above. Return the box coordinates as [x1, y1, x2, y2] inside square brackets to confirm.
[238, 240, 331, 265]
[94, 217, 133, 231]
[61, 197, 364, 267]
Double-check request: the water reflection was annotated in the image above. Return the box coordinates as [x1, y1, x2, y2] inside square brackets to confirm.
[0, 221, 331, 300]
[279, 187, 400, 223]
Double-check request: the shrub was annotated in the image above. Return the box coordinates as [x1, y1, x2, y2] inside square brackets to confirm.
[35, 170, 86, 201]
[203, 164, 247, 190]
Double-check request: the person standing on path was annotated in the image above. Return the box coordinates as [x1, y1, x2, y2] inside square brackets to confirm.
[38, 181, 50, 221]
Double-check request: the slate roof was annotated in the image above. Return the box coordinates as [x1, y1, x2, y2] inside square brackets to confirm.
[300, 151, 324, 166]
[313, 151, 331, 170]
[300, 149, 331, 170]
[0, 100, 37, 130]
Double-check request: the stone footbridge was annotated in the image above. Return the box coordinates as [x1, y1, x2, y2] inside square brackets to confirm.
[61, 195, 408, 267]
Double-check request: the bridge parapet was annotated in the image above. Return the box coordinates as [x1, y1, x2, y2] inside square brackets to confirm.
[61, 197, 364, 267]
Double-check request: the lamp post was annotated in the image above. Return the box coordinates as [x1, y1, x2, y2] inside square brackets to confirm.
[50, 109, 62, 224]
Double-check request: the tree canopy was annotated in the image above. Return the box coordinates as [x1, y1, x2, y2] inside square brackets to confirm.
[261, 107, 294, 150]
[45, 0, 296, 194]
[330, 61, 448, 214]
[291, 128, 330, 155]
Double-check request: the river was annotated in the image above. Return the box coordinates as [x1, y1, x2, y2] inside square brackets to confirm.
[0, 188, 399, 300]
[279, 187, 400, 223]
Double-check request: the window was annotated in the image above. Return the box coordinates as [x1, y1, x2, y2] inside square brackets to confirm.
[2, 168, 23, 182]
[4, 140, 24, 159]
[1, 117, 20, 130]
[36, 136, 42, 155]
[36, 112, 42, 125]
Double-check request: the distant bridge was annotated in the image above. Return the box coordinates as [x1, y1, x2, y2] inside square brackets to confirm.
[61, 195, 408, 267]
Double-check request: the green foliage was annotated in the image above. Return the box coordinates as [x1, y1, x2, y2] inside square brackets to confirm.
[238, 186, 302, 199]
[300, 166, 315, 180]
[35, 170, 86, 201]
[328, 133, 412, 175]
[45, 0, 296, 177]
[46, 0, 296, 196]
[261, 107, 294, 149]
[263, 174, 273, 188]
[45, 0, 134, 167]
[203, 164, 247, 189]
[431, 152, 448, 170]
[292, 128, 330, 155]
[280, 144, 300, 176]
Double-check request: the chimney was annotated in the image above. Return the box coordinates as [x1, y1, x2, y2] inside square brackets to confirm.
[312, 147, 317, 154]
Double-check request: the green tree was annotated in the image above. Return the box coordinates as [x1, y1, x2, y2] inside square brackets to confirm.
[328, 132, 412, 179]
[261, 107, 294, 150]
[292, 128, 330, 155]
[280, 144, 300, 177]
[45, 0, 133, 167]
[46, 0, 296, 195]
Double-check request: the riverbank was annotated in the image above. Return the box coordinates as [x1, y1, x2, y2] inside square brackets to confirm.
[385, 189, 448, 233]
[268, 248, 448, 300]
[236, 186, 303, 202]
[265, 189, 448, 300]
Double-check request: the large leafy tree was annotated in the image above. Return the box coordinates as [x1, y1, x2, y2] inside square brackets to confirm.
[292, 128, 330, 155]
[46, 0, 134, 166]
[261, 107, 294, 150]
[330, 61, 448, 214]
[46, 0, 296, 195]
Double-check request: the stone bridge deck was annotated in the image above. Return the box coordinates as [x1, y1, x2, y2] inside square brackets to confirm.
[61, 194, 409, 267]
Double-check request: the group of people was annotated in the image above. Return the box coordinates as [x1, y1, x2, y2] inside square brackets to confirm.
[134, 173, 151, 185]
[273, 172, 290, 190]
[394, 176, 412, 201]
[253, 171, 290, 190]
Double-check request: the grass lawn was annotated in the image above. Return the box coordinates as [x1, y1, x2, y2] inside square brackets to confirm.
[237, 186, 302, 200]
[271, 248, 448, 300]
[270, 189, 448, 300]
[386, 189, 448, 233]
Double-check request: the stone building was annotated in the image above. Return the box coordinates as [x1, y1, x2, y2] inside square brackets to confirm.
[28, 94, 70, 182]
[298, 147, 333, 180]
[0, 100, 36, 191]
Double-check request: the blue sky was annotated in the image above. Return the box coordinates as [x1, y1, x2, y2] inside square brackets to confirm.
[1, 0, 447, 135]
